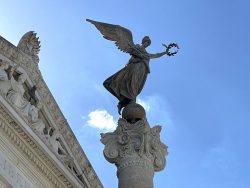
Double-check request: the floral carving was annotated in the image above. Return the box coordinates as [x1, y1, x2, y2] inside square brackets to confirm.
[101, 118, 168, 172]
[118, 132, 130, 145]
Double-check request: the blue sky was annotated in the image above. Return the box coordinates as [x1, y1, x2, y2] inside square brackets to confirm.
[1, 0, 250, 187]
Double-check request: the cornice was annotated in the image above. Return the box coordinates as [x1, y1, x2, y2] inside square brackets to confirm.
[0, 104, 73, 188]
[0, 34, 102, 188]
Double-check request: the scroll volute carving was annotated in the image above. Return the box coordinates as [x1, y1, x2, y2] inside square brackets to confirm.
[101, 118, 168, 171]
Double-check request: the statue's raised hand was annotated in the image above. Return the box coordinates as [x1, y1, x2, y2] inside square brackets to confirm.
[162, 43, 179, 56]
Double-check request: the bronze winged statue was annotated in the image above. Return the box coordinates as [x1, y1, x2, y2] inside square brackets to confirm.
[87, 19, 178, 114]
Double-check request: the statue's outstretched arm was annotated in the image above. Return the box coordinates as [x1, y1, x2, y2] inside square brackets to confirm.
[149, 51, 167, 59]
[149, 43, 179, 59]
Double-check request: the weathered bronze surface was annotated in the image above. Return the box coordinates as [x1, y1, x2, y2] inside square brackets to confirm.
[87, 19, 178, 114]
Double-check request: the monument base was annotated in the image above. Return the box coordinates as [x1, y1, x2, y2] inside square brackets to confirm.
[101, 103, 168, 188]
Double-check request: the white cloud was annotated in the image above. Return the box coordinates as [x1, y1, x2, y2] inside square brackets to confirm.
[137, 95, 174, 129]
[85, 109, 116, 131]
[137, 98, 151, 112]
[83, 95, 173, 132]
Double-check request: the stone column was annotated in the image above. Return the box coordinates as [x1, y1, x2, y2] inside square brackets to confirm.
[101, 103, 168, 188]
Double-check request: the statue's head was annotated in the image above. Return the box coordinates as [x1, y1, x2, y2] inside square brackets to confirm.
[142, 36, 151, 48]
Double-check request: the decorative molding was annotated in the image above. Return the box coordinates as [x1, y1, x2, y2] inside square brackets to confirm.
[0, 152, 33, 188]
[117, 157, 154, 171]
[101, 118, 168, 172]
[0, 105, 70, 188]
[101, 111, 168, 188]
[0, 34, 103, 188]
[0, 176, 12, 188]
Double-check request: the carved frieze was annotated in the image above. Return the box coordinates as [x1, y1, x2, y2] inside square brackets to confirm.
[0, 33, 102, 188]
[0, 105, 72, 188]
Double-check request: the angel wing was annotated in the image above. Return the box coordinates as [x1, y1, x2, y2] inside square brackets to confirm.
[86, 19, 135, 53]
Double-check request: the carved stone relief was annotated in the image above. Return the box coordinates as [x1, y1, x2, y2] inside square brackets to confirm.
[101, 118, 168, 171]
[101, 103, 168, 188]
[0, 32, 103, 188]
[0, 60, 78, 175]
[17, 31, 40, 64]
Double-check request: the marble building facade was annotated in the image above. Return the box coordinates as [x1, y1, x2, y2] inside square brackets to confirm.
[0, 32, 103, 188]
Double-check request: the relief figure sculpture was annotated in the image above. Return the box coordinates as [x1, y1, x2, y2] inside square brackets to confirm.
[7, 72, 31, 116]
[0, 60, 9, 81]
[46, 128, 67, 156]
[29, 102, 46, 135]
[0, 60, 11, 95]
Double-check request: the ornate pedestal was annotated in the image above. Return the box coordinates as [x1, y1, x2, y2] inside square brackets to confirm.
[101, 103, 168, 188]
